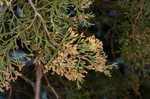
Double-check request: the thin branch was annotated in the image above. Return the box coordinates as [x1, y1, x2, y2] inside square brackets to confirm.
[17, 72, 35, 92]
[44, 75, 61, 99]
[16, 15, 37, 36]
[8, 86, 12, 99]
[23, 15, 37, 32]
[28, 0, 59, 47]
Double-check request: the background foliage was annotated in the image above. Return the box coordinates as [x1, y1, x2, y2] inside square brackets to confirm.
[0, 0, 114, 98]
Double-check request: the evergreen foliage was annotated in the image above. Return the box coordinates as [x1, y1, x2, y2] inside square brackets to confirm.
[0, 0, 150, 98]
[0, 0, 114, 96]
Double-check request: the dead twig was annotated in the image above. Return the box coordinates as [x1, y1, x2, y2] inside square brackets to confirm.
[17, 72, 35, 92]
[8, 86, 12, 99]
[44, 75, 61, 99]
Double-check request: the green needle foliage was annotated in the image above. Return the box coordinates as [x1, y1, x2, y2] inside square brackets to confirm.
[0, 0, 114, 92]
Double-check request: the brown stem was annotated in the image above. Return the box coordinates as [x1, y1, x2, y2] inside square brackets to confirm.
[44, 75, 60, 99]
[28, 0, 58, 47]
[34, 63, 43, 99]
[17, 72, 35, 92]
[8, 86, 12, 99]
[22, 15, 37, 32]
